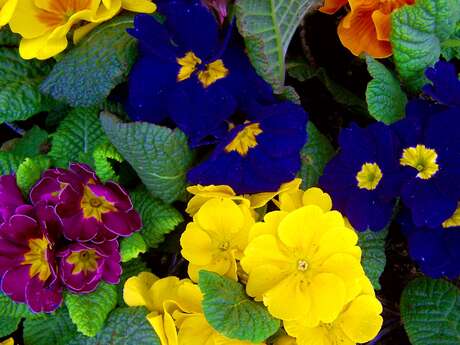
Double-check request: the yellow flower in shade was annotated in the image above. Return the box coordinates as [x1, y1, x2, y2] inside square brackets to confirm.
[241, 205, 365, 324]
[0, 338, 14, 345]
[284, 278, 383, 345]
[0, 0, 17, 26]
[180, 198, 255, 282]
[186, 179, 301, 217]
[124, 272, 263, 345]
[273, 335, 297, 345]
[9, 0, 156, 60]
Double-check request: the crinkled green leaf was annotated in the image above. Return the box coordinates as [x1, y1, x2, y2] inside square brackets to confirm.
[67, 307, 160, 345]
[0, 292, 33, 318]
[400, 277, 460, 345]
[391, 0, 460, 91]
[120, 233, 147, 262]
[442, 23, 460, 59]
[235, 0, 322, 92]
[358, 228, 388, 290]
[40, 15, 137, 107]
[131, 188, 183, 248]
[0, 48, 53, 123]
[93, 141, 123, 182]
[299, 122, 335, 189]
[117, 258, 150, 306]
[0, 27, 20, 46]
[287, 59, 369, 116]
[100, 112, 194, 203]
[0, 316, 20, 338]
[49, 107, 106, 167]
[199, 271, 280, 343]
[0, 152, 22, 175]
[365, 56, 407, 125]
[65, 283, 117, 337]
[16, 156, 50, 195]
[10, 126, 48, 158]
[23, 307, 77, 345]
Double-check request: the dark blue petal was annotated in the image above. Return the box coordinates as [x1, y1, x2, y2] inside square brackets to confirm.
[423, 61, 460, 107]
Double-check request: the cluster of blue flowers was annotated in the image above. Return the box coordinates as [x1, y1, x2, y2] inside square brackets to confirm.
[319, 61, 460, 279]
[126, 0, 308, 194]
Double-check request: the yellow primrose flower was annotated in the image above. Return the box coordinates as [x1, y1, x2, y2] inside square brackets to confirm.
[0, 338, 14, 345]
[277, 186, 332, 213]
[180, 198, 254, 282]
[186, 179, 301, 217]
[0, 0, 17, 27]
[9, 0, 155, 60]
[124, 272, 201, 345]
[241, 205, 365, 324]
[284, 278, 383, 345]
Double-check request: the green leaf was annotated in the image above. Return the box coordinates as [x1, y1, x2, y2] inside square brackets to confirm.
[65, 283, 117, 337]
[357, 228, 388, 290]
[0, 152, 23, 175]
[235, 0, 322, 92]
[117, 258, 150, 306]
[100, 112, 194, 203]
[23, 307, 77, 345]
[0, 48, 53, 123]
[49, 107, 107, 167]
[299, 122, 335, 189]
[400, 277, 460, 345]
[199, 271, 280, 343]
[67, 307, 160, 345]
[0, 316, 20, 338]
[40, 15, 137, 107]
[16, 156, 50, 195]
[365, 56, 407, 125]
[10, 126, 48, 158]
[0, 292, 34, 318]
[391, 0, 460, 91]
[93, 141, 123, 182]
[0, 27, 20, 46]
[131, 188, 183, 248]
[442, 23, 460, 59]
[120, 233, 147, 262]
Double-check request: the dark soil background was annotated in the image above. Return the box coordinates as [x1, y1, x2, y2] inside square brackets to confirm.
[0, 10, 423, 345]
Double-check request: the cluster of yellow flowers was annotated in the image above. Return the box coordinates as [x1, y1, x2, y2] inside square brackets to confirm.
[0, 0, 156, 60]
[124, 179, 383, 345]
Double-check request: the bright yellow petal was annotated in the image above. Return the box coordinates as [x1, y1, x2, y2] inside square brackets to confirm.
[278, 189, 304, 212]
[176, 280, 203, 314]
[245, 264, 286, 300]
[247, 178, 302, 209]
[178, 314, 215, 345]
[272, 334, 298, 345]
[122, 0, 156, 13]
[301, 188, 332, 212]
[249, 211, 287, 242]
[284, 320, 328, 345]
[151, 276, 181, 313]
[319, 253, 365, 303]
[164, 309, 179, 345]
[9, 0, 50, 38]
[308, 273, 346, 324]
[188, 253, 234, 282]
[123, 272, 158, 310]
[338, 295, 383, 343]
[0, 0, 17, 26]
[313, 227, 360, 264]
[264, 275, 311, 320]
[195, 198, 244, 235]
[147, 313, 169, 345]
[91, 0, 121, 22]
[73, 22, 100, 43]
[180, 223, 213, 265]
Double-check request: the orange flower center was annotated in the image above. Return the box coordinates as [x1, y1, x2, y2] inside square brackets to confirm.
[36, 0, 91, 27]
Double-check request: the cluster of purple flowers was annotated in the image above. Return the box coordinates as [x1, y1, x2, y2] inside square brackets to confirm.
[0, 163, 141, 313]
[319, 61, 460, 279]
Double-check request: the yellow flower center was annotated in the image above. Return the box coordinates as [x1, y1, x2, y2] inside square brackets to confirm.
[177, 51, 228, 88]
[400, 144, 439, 179]
[80, 185, 117, 221]
[36, 0, 91, 28]
[356, 162, 383, 190]
[297, 259, 309, 272]
[66, 249, 100, 275]
[442, 202, 460, 228]
[22, 236, 51, 282]
[218, 241, 230, 251]
[225, 123, 263, 156]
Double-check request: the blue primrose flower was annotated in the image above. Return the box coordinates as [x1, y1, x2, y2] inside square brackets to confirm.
[399, 210, 460, 279]
[423, 61, 460, 108]
[187, 102, 308, 194]
[319, 122, 403, 232]
[391, 100, 460, 228]
[126, 0, 274, 146]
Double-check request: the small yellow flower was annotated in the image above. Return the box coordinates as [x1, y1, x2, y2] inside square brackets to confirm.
[9, 0, 156, 60]
[284, 278, 383, 345]
[180, 198, 254, 282]
[241, 204, 365, 324]
[0, 0, 17, 27]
